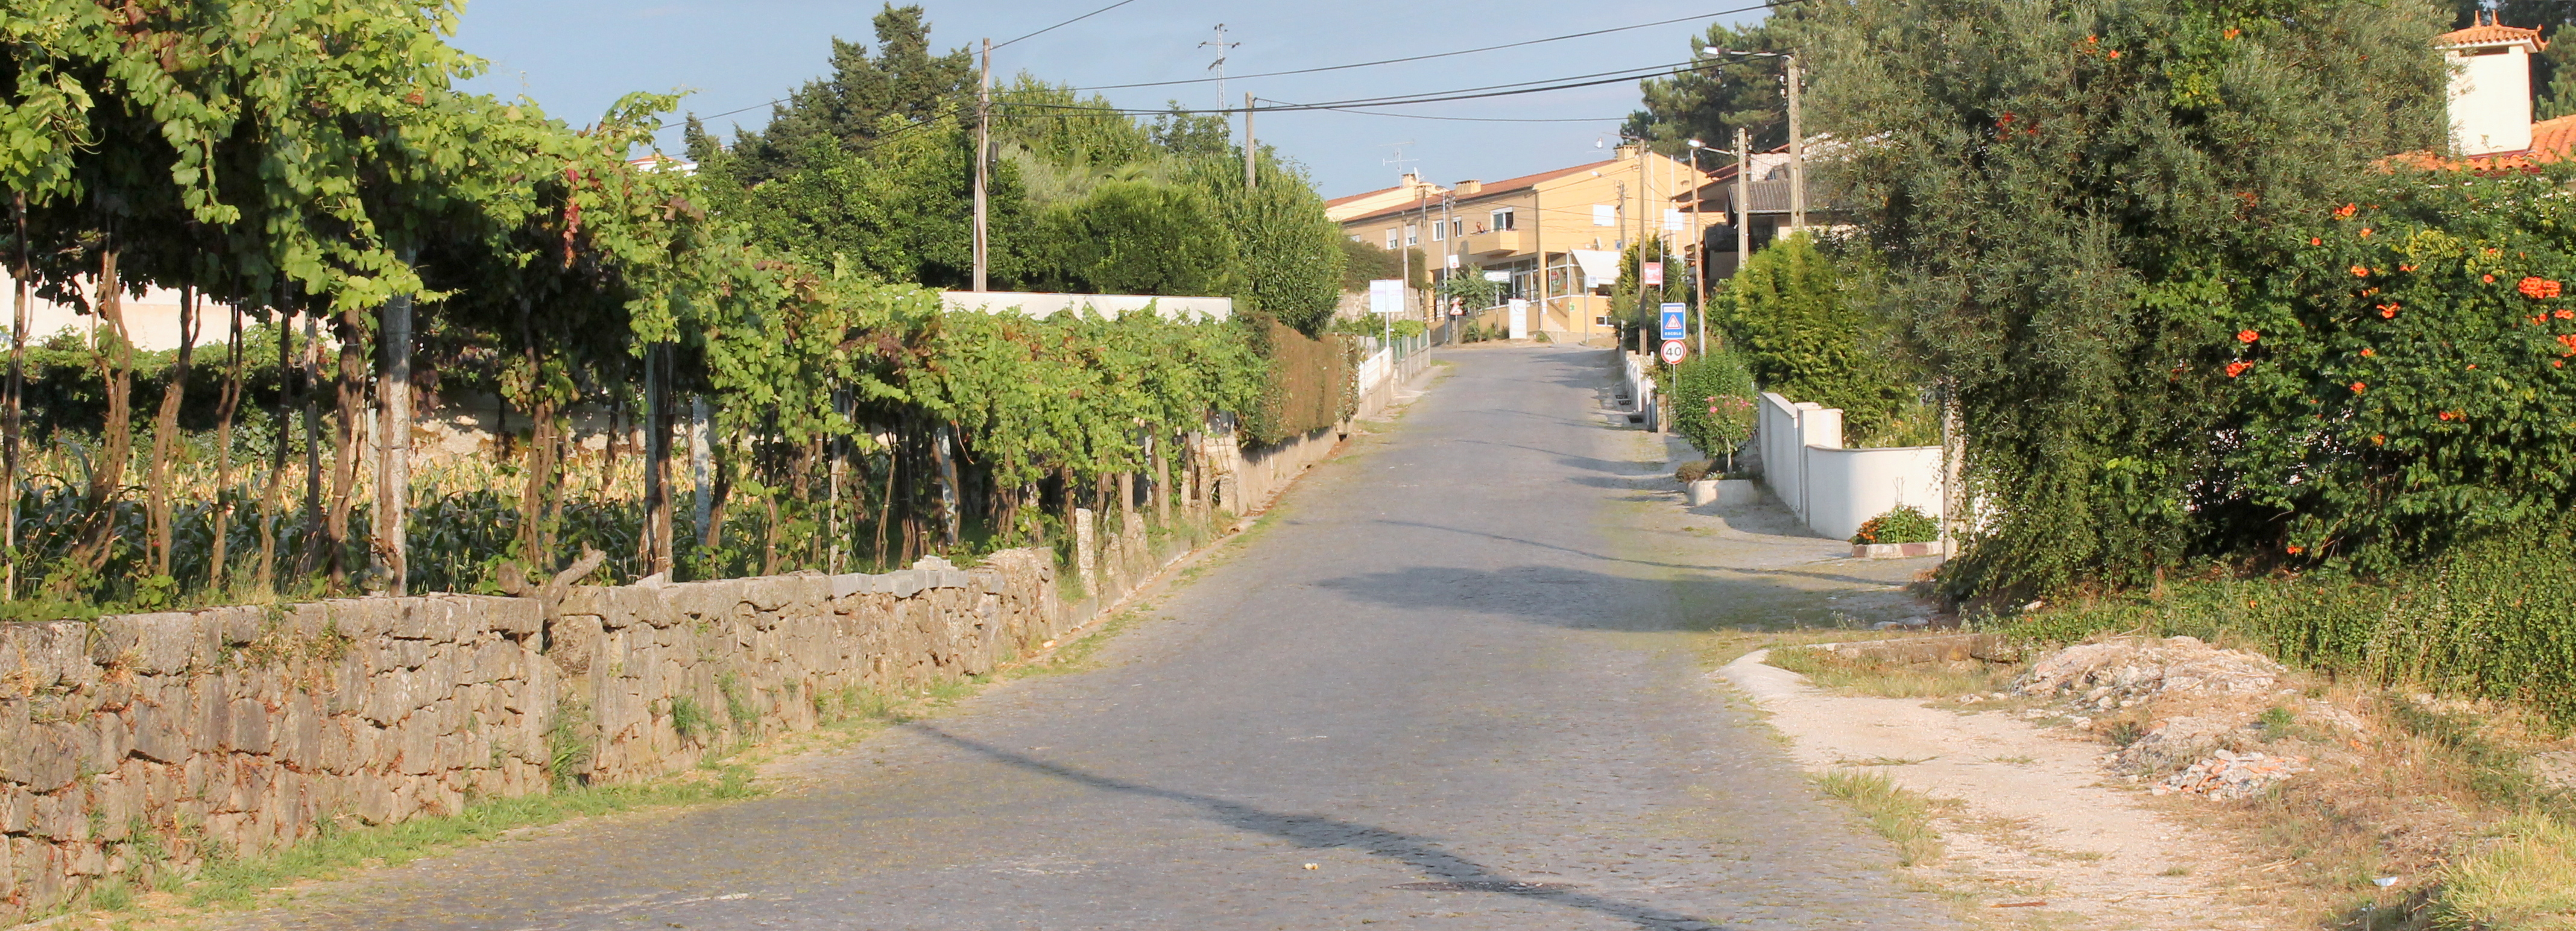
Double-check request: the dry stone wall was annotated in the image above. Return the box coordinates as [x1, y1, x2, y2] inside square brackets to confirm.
[0, 548, 1073, 924]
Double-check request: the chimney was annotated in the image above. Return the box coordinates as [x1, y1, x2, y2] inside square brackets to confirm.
[2441, 14, 2544, 156]
[1454, 179, 1483, 195]
[1614, 144, 1640, 161]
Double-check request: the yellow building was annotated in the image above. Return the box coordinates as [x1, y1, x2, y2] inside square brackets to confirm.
[1332, 145, 1718, 343]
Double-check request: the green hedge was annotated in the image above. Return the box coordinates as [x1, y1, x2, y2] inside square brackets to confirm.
[1240, 320, 1352, 446]
[2006, 526, 2576, 724]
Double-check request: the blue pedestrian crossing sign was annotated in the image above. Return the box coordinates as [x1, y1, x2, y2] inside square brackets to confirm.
[1660, 303, 1688, 341]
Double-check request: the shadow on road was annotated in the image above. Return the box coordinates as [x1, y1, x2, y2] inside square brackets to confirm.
[1367, 519, 1884, 587]
[904, 724, 1734, 931]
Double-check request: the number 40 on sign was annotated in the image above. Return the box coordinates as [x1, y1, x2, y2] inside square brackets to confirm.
[1659, 339, 1688, 365]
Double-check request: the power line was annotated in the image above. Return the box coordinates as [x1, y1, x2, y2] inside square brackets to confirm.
[1000, 60, 1702, 117]
[993, 0, 1144, 51]
[1065, 0, 1801, 92]
[673, 1, 1790, 131]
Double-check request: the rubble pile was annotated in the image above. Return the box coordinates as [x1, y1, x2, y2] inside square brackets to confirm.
[2151, 750, 2311, 800]
[2016, 636, 2287, 710]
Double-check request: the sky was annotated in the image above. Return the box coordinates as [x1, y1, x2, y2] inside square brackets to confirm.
[448, 1, 1774, 198]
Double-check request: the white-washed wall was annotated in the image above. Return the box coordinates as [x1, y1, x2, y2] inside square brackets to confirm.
[1757, 391, 1943, 541]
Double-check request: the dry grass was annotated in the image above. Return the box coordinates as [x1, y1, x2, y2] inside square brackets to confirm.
[2431, 813, 2576, 930]
[1764, 645, 2022, 699]
[1817, 768, 1954, 866]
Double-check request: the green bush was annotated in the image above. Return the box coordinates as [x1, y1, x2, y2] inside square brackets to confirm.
[1800, 0, 2448, 598]
[1240, 320, 1352, 445]
[1667, 350, 1758, 467]
[1717, 234, 1910, 437]
[1852, 505, 1939, 544]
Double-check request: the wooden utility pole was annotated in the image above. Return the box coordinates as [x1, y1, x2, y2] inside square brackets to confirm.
[973, 37, 991, 291]
[4, 194, 24, 601]
[1786, 53, 1806, 233]
[1690, 142, 1706, 357]
[1244, 93, 1257, 189]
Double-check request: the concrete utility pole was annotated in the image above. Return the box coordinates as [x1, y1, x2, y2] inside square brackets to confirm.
[973, 37, 991, 291]
[1734, 126, 1750, 273]
[1245, 93, 1257, 189]
[1787, 52, 1806, 233]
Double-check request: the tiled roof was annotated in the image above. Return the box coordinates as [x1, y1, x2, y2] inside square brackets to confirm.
[2392, 114, 2576, 172]
[2438, 22, 2545, 49]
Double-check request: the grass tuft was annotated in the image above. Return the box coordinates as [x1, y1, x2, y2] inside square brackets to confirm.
[2431, 813, 2576, 930]
[1816, 768, 1948, 866]
[1767, 646, 2018, 699]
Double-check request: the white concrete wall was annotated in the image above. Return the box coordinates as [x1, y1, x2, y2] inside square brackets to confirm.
[1757, 391, 1942, 541]
[2450, 45, 2536, 156]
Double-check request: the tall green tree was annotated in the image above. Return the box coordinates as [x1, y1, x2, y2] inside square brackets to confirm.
[1802, 0, 2449, 598]
[1623, 19, 1796, 156]
[718, 4, 973, 183]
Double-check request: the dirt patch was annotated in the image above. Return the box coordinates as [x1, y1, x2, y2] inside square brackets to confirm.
[1722, 644, 2280, 929]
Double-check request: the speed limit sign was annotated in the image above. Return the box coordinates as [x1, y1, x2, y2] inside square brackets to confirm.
[1659, 339, 1688, 365]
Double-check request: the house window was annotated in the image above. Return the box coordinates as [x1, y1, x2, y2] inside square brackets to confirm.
[1431, 221, 1445, 242]
[1592, 204, 1615, 227]
[1405, 224, 1419, 247]
[1451, 219, 1465, 238]
[1386, 228, 1399, 250]
[1491, 208, 1516, 231]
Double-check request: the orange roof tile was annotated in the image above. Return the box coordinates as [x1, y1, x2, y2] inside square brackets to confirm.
[2438, 22, 2545, 49]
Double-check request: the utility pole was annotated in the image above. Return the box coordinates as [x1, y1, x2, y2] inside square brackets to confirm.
[1244, 93, 1257, 189]
[1787, 52, 1806, 233]
[1688, 140, 1707, 358]
[1734, 125, 1751, 276]
[973, 37, 991, 291]
[1201, 25, 1239, 112]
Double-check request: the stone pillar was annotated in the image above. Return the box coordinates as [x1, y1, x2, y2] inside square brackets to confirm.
[1073, 507, 1096, 593]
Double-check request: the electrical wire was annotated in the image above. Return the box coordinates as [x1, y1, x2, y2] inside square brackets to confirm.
[1067, 0, 1805, 92]
[993, 0, 1145, 51]
[999, 60, 1705, 116]
[674, 2, 1790, 130]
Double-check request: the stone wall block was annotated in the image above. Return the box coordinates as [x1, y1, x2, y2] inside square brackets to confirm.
[467, 596, 540, 639]
[226, 696, 272, 755]
[9, 622, 92, 693]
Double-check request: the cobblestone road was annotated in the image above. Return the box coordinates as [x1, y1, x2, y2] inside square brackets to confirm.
[238, 345, 1947, 930]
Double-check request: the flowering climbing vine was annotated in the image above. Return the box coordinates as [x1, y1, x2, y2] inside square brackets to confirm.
[2215, 166, 2576, 570]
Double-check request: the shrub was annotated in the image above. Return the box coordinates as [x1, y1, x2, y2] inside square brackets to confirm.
[1716, 234, 1909, 437]
[1852, 505, 1939, 545]
[1241, 320, 1353, 445]
[1675, 459, 1714, 483]
[1667, 350, 1758, 467]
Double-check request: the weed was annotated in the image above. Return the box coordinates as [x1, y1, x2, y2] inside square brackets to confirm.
[1816, 768, 1948, 866]
[2258, 705, 2297, 742]
[545, 699, 595, 787]
[86, 877, 133, 912]
[1766, 646, 2019, 699]
[2429, 813, 2576, 929]
[2161, 865, 2192, 877]
[2106, 719, 2149, 748]
[1989, 755, 2038, 765]
[718, 671, 757, 727]
[668, 696, 715, 744]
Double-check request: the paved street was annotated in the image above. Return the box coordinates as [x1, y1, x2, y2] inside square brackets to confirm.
[241, 345, 1945, 930]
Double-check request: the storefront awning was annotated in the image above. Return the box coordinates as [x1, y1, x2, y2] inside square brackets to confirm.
[1570, 249, 1620, 288]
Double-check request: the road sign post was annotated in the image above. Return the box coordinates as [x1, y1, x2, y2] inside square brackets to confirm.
[1659, 339, 1688, 365]
[1659, 302, 1688, 342]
